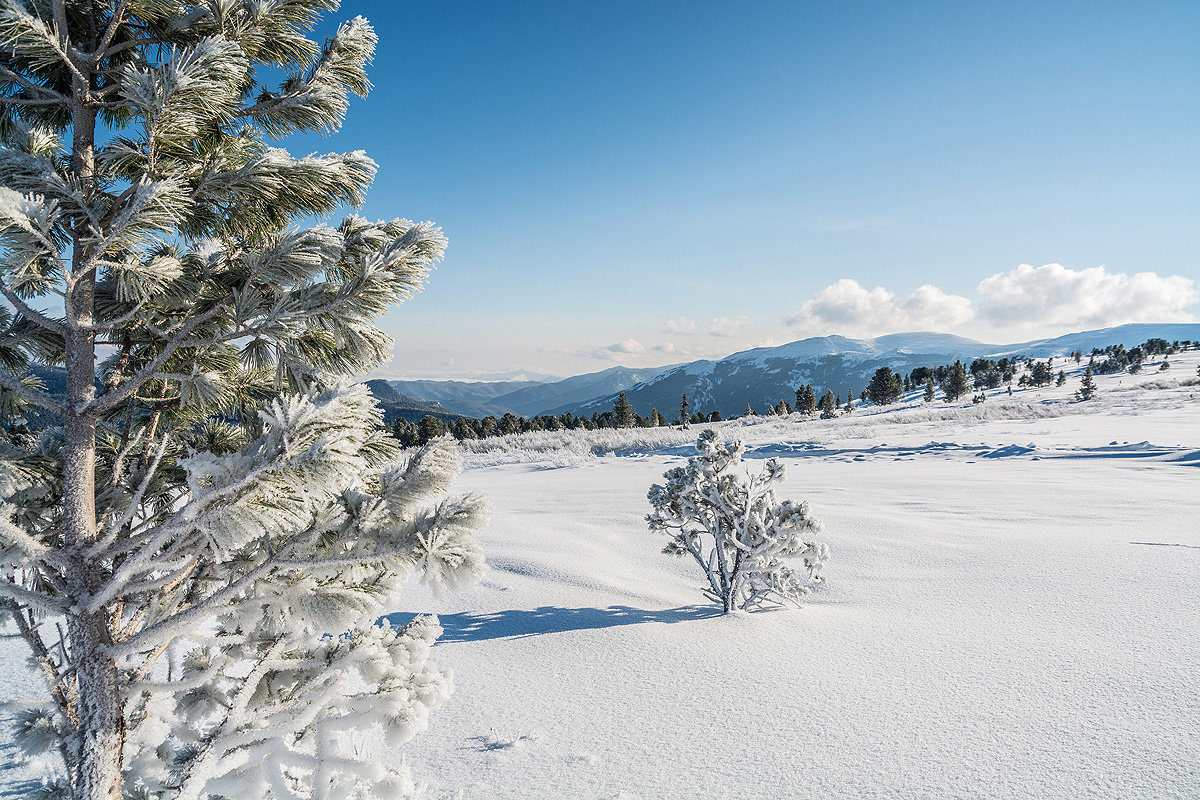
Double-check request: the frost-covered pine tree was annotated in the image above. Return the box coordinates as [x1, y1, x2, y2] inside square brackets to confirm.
[941, 360, 970, 402]
[612, 392, 635, 428]
[646, 430, 829, 613]
[0, 3, 486, 798]
[1076, 365, 1098, 401]
[818, 389, 837, 419]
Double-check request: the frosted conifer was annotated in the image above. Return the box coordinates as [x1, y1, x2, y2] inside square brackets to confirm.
[0, 3, 486, 797]
[613, 392, 635, 428]
[647, 431, 829, 613]
[1076, 366, 1098, 400]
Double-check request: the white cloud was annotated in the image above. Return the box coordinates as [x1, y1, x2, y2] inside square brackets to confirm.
[707, 316, 748, 337]
[787, 279, 973, 337]
[589, 338, 647, 359]
[662, 317, 698, 335]
[977, 264, 1198, 328]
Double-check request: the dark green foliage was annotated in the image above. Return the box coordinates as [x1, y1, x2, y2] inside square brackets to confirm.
[1076, 366, 1098, 401]
[865, 367, 902, 405]
[613, 392, 636, 428]
[1024, 360, 1054, 387]
[941, 360, 970, 401]
[417, 415, 446, 443]
[818, 389, 837, 419]
[795, 384, 817, 416]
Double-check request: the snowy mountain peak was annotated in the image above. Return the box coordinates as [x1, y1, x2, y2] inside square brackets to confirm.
[567, 323, 1200, 417]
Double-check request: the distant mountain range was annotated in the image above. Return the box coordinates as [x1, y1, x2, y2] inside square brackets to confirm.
[383, 365, 674, 418]
[388, 323, 1200, 420]
[13, 323, 1197, 430]
[362, 380, 470, 425]
[564, 323, 1200, 418]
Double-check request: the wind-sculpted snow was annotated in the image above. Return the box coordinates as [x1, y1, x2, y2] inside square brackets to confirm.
[376, 362, 1200, 798]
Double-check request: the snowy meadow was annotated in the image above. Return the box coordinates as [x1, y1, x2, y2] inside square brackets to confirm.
[383, 354, 1199, 799]
[360, 356, 1196, 797]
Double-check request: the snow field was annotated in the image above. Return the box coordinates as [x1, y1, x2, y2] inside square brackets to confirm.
[2, 351, 1197, 798]
[390, 352, 1200, 799]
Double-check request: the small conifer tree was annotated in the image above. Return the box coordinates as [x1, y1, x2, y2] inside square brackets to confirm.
[613, 392, 636, 428]
[941, 360, 971, 401]
[795, 384, 817, 416]
[865, 367, 902, 405]
[418, 414, 447, 443]
[923, 378, 936, 403]
[1076, 366, 1098, 400]
[818, 389, 837, 419]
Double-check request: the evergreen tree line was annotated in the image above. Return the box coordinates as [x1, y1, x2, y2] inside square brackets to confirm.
[1087, 338, 1190, 375]
[391, 391, 723, 446]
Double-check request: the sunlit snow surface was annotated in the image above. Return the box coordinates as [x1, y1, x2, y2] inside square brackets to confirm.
[4, 354, 1198, 799]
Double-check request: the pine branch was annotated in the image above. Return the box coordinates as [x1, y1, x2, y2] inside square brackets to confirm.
[0, 94, 70, 106]
[89, 432, 170, 556]
[83, 296, 147, 333]
[91, 0, 129, 61]
[9, 605, 78, 728]
[106, 522, 315, 658]
[0, 64, 66, 99]
[0, 578, 68, 614]
[0, 367, 65, 414]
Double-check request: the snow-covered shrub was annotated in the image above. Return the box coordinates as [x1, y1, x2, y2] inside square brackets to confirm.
[647, 430, 829, 612]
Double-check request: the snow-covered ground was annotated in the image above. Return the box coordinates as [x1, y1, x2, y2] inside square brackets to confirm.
[395, 353, 1200, 799]
[3, 354, 1198, 798]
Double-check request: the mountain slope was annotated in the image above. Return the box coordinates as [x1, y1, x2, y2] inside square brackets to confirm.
[984, 322, 1200, 358]
[389, 365, 674, 418]
[383, 378, 546, 418]
[560, 323, 1200, 418]
[364, 380, 467, 425]
[493, 365, 675, 417]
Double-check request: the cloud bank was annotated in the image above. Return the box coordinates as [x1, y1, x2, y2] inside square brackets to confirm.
[787, 265, 1196, 338]
[787, 279, 973, 337]
[976, 263, 1198, 329]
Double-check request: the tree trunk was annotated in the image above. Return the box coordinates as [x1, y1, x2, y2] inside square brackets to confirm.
[63, 84, 125, 800]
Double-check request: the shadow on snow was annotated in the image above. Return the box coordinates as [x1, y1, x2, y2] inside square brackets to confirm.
[383, 604, 722, 643]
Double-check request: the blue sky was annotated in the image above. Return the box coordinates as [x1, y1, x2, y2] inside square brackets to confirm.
[292, 1, 1199, 380]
